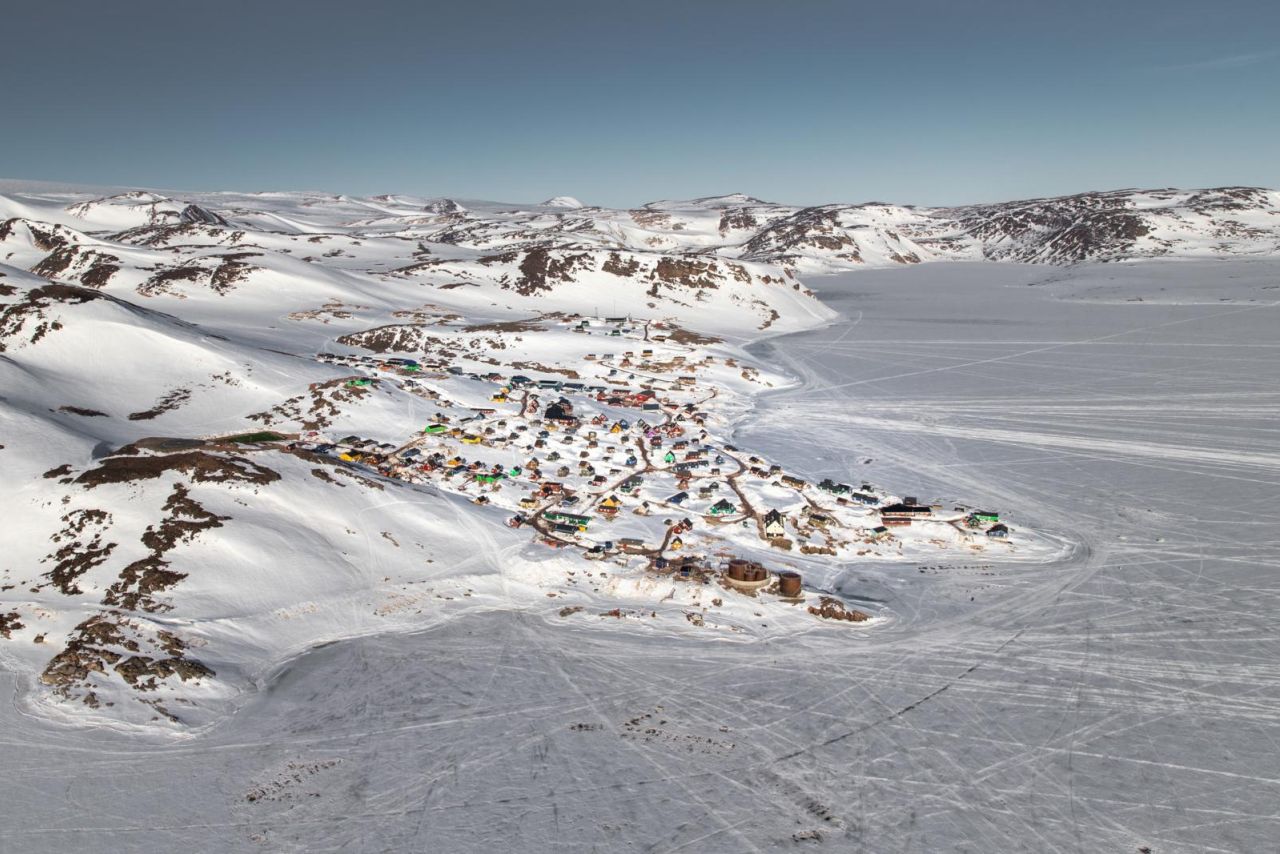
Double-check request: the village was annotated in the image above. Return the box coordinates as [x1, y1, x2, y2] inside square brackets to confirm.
[280, 314, 1018, 623]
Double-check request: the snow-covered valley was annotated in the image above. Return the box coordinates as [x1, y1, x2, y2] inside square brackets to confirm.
[1, 184, 1279, 851]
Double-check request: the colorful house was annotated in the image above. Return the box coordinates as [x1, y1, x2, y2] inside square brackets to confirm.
[708, 498, 737, 517]
[544, 511, 591, 530]
[967, 510, 1000, 528]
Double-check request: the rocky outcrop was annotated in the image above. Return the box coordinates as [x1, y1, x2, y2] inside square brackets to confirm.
[180, 204, 228, 226]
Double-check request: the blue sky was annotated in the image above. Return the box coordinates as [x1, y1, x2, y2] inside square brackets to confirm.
[3, 0, 1277, 206]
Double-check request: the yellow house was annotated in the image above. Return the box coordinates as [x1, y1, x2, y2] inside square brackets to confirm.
[600, 494, 621, 509]
[339, 451, 361, 463]
[461, 434, 482, 445]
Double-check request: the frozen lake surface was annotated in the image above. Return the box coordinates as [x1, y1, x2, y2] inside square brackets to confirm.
[3, 261, 1279, 852]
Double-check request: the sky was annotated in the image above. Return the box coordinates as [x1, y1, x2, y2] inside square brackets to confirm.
[2, 0, 1278, 207]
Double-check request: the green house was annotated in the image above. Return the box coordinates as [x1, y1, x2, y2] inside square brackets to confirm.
[663, 451, 676, 464]
[346, 378, 372, 388]
[708, 498, 736, 516]
[544, 511, 591, 530]
[966, 510, 999, 528]
[422, 424, 448, 434]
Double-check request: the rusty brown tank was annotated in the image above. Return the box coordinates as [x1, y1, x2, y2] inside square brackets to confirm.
[727, 559, 767, 582]
[777, 570, 802, 597]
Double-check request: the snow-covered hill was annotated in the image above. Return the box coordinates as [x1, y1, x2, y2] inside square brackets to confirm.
[0, 182, 1275, 731]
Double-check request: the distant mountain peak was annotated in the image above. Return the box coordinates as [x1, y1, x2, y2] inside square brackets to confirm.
[541, 196, 585, 209]
[424, 198, 466, 215]
[690, 193, 769, 208]
[641, 193, 772, 211]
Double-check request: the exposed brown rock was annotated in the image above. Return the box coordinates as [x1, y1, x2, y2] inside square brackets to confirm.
[0, 612, 24, 639]
[650, 257, 724, 289]
[127, 387, 191, 421]
[75, 450, 280, 488]
[602, 252, 641, 277]
[808, 596, 870, 623]
[42, 508, 116, 595]
[512, 247, 592, 295]
[104, 484, 229, 612]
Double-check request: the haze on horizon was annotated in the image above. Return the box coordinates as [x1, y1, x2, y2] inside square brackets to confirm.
[3, 0, 1278, 208]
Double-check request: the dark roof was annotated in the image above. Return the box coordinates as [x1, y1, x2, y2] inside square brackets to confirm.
[881, 503, 931, 515]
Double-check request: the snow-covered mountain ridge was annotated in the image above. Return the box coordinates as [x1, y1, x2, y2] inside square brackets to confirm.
[3, 185, 1277, 289]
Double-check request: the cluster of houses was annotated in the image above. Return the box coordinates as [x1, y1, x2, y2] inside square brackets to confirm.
[300, 399, 1012, 563]
[301, 324, 1016, 614]
[568, 316, 637, 337]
